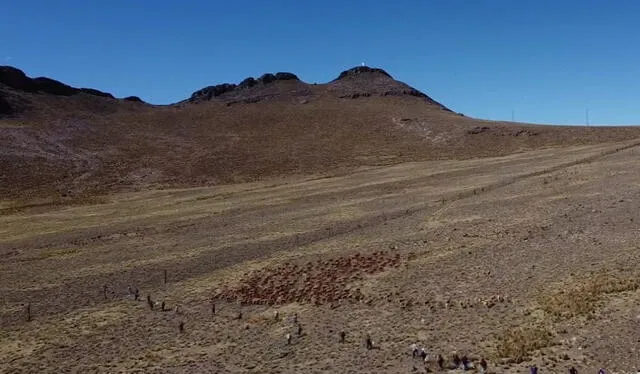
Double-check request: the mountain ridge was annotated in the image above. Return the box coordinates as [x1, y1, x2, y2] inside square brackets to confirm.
[1, 64, 639, 200]
[0, 65, 451, 110]
[184, 66, 451, 110]
[0, 66, 127, 101]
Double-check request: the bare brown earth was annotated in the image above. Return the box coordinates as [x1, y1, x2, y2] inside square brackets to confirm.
[2, 140, 640, 373]
[3, 66, 640, 373]
[3, 65, 640, 201]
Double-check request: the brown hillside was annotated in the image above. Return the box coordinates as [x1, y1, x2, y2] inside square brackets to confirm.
[1, 65, 639, 199]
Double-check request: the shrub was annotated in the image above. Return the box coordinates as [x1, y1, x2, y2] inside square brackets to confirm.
[537, 271, 639, 319]
[494, 326, 554, 363]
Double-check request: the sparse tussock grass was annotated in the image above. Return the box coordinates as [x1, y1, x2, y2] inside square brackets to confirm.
[0, 193, 109, 215]
[494, 326, 554, 363]
[39, 247, 80, 259]
[537, 271, 639, 319]
[0, 121, 31, 128]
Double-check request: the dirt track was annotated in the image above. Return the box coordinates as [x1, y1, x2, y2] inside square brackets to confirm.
[2, 140, 640, 373]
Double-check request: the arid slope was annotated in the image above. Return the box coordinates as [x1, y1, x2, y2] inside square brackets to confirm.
[1, 141, 640, 373]
[2, 65, 639, 200]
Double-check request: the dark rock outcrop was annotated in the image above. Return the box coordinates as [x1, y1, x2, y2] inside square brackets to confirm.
[185, 66, 448, 110]
[188, 72, 300, 103]
[0, 66, 34, 91]
[0, 65, 119, 99]
[226, 94, 278, 107]
[0, 89, 29, 116]
[468, 126, 491, 134]
[274, 72, 298, 81]
[0, 94, 13, 115]
[238, 77, 257, 89]
[339, 92, 372, 99]
[328, 66, 453, 111]
[381, 89, 427, 99]
[512, 129, 539, 137]
[189, 83, 237, 101]
[123, 96, 144, 103]
[334, 66, 392, 81]
[80, 88, 115, 99]
[257, 73, 277, 85]
[31, 77, 77, 96]
[0, 66, 79, 96]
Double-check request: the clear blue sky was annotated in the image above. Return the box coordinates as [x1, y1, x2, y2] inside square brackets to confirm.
[2, 0, 639, 125]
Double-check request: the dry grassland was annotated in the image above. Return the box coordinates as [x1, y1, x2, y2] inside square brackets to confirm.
[2, 140, 640, 373]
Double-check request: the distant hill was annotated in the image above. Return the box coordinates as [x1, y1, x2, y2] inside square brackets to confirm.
[1, 65, 638, 199]
[184, 66, 452, 110]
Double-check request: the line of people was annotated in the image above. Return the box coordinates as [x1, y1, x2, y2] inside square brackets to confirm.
[410, 344, 485, 372]
[532, 366, 640, 374]
[410, 344, 639, 374]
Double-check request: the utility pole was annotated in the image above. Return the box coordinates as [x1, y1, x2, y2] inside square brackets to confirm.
[586, 108, 590, 126]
